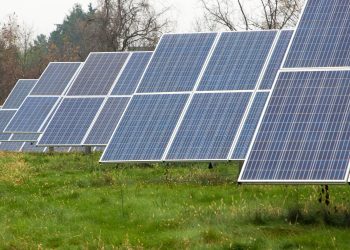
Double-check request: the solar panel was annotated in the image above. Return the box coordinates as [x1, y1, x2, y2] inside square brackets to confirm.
[137, 33, 217, 93]
[10, 133, 40, 142]
[30, 63, 81, 95]
[0, 141, 24, 151]
[111, 52, 152, 95]
[21, 142, 46, 153]
[67, 53, 129, 96]
[198, 31, 277, 91]
[101, 94, 189, 162]
[4, 97, 59, 133]
[231, 92, 269, 160]
[166, 93, 251, 160]
[38, 98, 104, 146]
[260, 30, 293, 89]
[2, 79, 37, 109]
[0, 110, 16, 140]
[284, 0, 350, 68]
[240, 70, 350, 183]
[83, 97, 130, 145]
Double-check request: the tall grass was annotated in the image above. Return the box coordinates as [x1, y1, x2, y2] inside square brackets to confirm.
[0, 152, 349, 248]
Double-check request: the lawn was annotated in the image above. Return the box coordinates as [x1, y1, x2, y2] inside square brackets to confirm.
[0, 151, 350, 249]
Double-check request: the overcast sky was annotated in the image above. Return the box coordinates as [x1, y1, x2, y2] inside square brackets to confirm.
[0, 0, 202, 36]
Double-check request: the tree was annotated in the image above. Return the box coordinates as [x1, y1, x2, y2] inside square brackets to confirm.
[91, 0, 170, 51]
[197, 0, 303, 31]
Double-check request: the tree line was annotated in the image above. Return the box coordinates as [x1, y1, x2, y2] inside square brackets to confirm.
[0, 0, 303, 104]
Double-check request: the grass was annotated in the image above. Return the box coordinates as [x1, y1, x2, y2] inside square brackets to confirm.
[0, 152, 350, 249]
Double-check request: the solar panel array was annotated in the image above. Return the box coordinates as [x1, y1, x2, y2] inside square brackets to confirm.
[4, 63, 82, 134]
[2, 79, 37, 109]
[284, 0, 350, 68]
[38, 52, 152, 147]
[102, 30, 293, 163]
[240, 0, 350, 183]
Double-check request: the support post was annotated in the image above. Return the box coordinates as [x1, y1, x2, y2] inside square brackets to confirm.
[84, 146, 92, 155]
[237, 160, 244, 185]
[48, 147, 54, 153]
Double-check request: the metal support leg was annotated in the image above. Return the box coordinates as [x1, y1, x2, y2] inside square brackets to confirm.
[84, 146, 92, 155]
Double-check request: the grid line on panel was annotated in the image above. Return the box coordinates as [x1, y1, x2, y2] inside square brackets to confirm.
[240, 70, 350, 182]
[101, 94, 189, 162]
[83, 97, 130, 145]
[198, 31, 277, 91]
[4, 97, 59, 133]
[38, 98, 104, 146]
[260, 30, 294, 89]
[112, 52, 152, 95]
[231, 92, 269, 160]
[284, 0, 350, 68]
[2, 80, 37, 109]
[137, 33, 217, 93]
[166, 92, 251, 160]
[31, 63, 81, 95]
[67, 53, 129, 96]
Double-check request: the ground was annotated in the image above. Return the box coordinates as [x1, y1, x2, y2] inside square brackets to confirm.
[0, 151, 350, 249]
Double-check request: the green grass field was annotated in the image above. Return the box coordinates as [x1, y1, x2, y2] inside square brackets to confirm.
[1, 152, 350, 249]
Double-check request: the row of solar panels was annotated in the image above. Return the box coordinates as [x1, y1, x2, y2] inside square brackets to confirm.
[0, 29, 293, 161]
[2, 0, 350, 184]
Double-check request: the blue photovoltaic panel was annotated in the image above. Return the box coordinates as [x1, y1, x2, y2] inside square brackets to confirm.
[260, 30, 293, 89]
[21, 142, 46, 153]
[0, 142, 23, 151]
[285, 0, 350, 68]
[101, 94, 189, 162]
[84, 97, 130, 145]
[166, 93, 251, 160]
[5, 96, 58, 133]
[231, 92, 269, 160]
[38, 98, 104, 145]
[198, 31, 277, 91]
[2, 79, 37, 109]
[31, 63, 81, 95]
[240, 71, 350, 182]
[0, 110, 16, 141]
[5, 97, 59, 133]
[67, 53, 129, 96]
[111, 52, 152, 95]
[11, 133, 40, 142]
[137, 33, 217, 93]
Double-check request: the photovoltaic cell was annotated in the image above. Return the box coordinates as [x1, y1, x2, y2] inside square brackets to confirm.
[260, 30, 293, 89]
[284, 0, 350, 68]
[2, 79, 37, 109]
[137, 33, 217, 93]
[11, 133, 40, 142]
[166, 93, 251, 160]
[231, 92, 269, 160]
[38, 98, 104, 145]
[240, 71, 350, 182]
[84, 97, 130, 145]
[111, 52, 152, 95]
[101, 94, 189, 162]
[31, 63, 81, 95]
[198, 31, 277, 91]
[67, 53, 129, 96]
[4, 97, 59, 133]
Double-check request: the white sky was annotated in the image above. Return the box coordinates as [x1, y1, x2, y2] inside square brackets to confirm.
[0, 0, 202, 36]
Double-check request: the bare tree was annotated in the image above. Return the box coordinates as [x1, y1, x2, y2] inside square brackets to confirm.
[91, 0, 170, 51]
[198, 0, 303, 31]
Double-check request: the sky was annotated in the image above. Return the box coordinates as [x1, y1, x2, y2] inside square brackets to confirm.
[0, 0, 201, 36]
